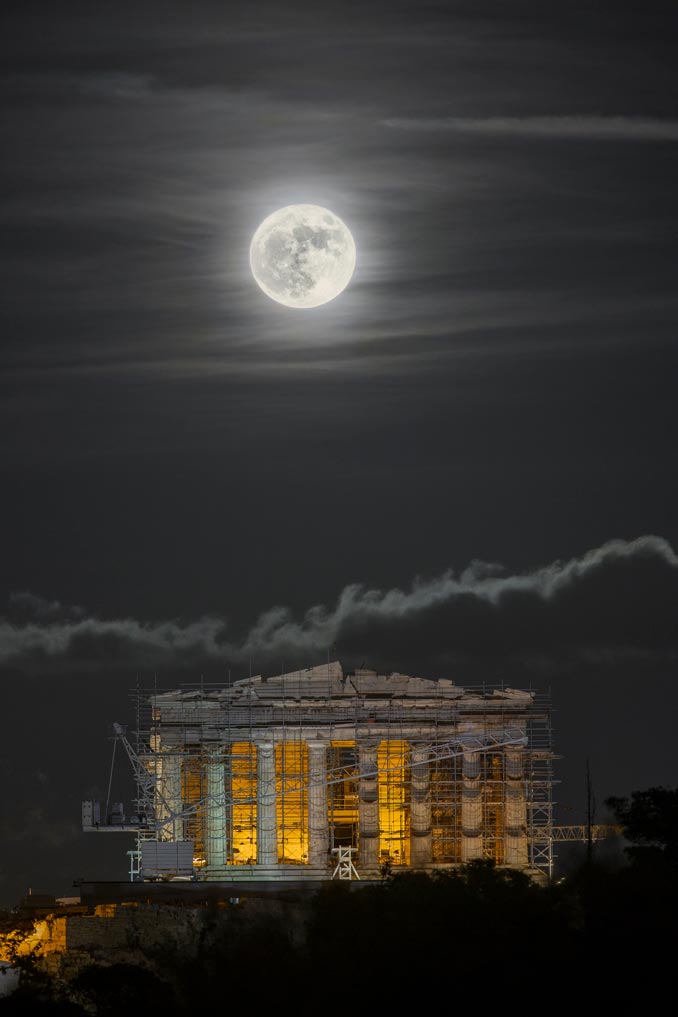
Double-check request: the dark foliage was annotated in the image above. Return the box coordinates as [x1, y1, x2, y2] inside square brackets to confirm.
[72, 964, 179, 1015]
[607, 785, 678, 870]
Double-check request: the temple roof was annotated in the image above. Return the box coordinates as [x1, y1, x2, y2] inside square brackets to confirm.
[230, 661, 461, 699]
[153, 662, 532, 705]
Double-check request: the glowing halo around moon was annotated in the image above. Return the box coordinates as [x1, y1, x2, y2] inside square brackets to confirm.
[249, 204, 356, 309]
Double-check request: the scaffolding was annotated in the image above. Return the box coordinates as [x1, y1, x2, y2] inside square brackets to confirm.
[83, 663, 555, 882]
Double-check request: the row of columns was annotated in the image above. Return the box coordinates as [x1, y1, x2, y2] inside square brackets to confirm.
[460, 746, 528, 866]
[254, 740, 331, 867]
[159, 739, 528, 870]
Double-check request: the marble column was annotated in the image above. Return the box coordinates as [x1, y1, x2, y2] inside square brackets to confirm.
[358, 741, 380, 871]
[461, 749, 484, 862]
[256, 742, 277, 866]
[159, 751, 183, 842]
[409, 744, 432, 867]
[205, 746, 227, 869]
[307, 741, 329, 867]
[504, 747, 528, 868]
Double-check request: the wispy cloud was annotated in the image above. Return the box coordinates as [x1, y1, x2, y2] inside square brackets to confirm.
[1, 536, 676, 674]
[382, 115, 678, 141]
[8, 591, 85, 622]
[78, 72, 156, 101]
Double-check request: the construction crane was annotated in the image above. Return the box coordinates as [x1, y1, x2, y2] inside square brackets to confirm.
[82, 723, 172, 835]
[551, 825, 620, 842]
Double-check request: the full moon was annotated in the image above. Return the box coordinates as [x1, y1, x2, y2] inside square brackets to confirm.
[249, 204, 356, 309]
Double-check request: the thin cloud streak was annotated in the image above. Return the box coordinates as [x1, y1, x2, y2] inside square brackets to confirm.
[383, 115, 678, 141]
[1, 536, 676, 673]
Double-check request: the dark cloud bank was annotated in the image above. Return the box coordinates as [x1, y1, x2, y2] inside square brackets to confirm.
[2, 535, 676, 679]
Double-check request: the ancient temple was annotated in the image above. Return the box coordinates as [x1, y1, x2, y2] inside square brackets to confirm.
[130, 662, 553, 882]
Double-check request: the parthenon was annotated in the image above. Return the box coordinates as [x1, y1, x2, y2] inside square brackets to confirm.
[98, 662, 554, 882]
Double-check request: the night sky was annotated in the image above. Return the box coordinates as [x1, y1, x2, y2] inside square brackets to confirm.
[1, 0, 677, 905]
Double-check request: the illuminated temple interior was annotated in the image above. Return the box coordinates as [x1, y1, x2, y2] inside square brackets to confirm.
[135, 662, 553, 881]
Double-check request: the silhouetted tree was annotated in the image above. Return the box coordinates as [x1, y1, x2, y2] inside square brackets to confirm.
[606, 785, 678, 871]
